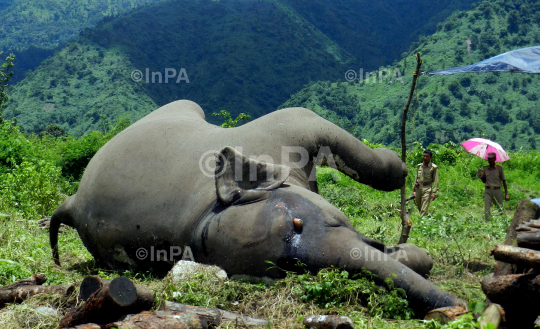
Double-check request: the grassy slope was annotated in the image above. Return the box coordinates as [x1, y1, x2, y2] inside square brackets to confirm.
[281, 0, 540, 150]
[1, 137, 539, 328]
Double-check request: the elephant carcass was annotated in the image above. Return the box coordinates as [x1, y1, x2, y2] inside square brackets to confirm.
[50, 100, 463, 316]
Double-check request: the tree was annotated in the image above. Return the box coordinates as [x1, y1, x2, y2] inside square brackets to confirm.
[212, 110, 250, 128]
[0, 52, 15, 122]
[507, 10, 521, 33]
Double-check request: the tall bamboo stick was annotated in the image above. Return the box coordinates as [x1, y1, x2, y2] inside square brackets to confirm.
[398, 53, 422, 244]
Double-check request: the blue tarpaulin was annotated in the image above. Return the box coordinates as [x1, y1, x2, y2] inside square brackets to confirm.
[425, 46, 540, 75]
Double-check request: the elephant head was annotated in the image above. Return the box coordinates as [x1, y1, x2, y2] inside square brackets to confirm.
[192, 147, 463, 317]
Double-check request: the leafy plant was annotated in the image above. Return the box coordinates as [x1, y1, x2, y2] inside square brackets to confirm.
[0, 159, 68, 219]
[0, 259, 31, 286]
[297, 268, 414, 320]
[0, 52, 15, 119]
[212, 110, 250, 128]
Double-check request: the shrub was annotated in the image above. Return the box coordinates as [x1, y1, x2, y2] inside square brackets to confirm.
[0, 121, 34, 173]
[297, 268, 414, 320]
[0, 160, 67, 219]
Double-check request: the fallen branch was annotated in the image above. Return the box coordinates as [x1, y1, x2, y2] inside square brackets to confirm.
[160, 300, 267, 327]
[106, 310, 203, 329]
[303, 315, 354, 329]
[491, 244, 540, 269]
[0, 273, 74, 308]
[1, 273, 47, 289]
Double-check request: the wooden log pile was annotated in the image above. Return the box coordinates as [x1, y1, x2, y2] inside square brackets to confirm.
[3, 273, 354, 328]
[481, 199, 540, 328]
[61, 276, 311, 329]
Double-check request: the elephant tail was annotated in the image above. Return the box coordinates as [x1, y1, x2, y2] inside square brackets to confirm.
[50, 195, 76, 266]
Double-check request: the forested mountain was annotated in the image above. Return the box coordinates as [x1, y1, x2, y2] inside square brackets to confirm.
[281, 0, 540, 150]
[0, 0, 165, 81]
[0, 0, 164, 51]
[4, 0, 481, 135]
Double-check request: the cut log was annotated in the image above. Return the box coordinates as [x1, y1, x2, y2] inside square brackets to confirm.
[479, 304, 505, 329]
[482, 273, 540, 328]
[0, 273, 74, 308]
[160, 300, 267, 327]
[106, 310, 203, 329]
[517, 231, 540, 250]
[424, 306, 468, 324]
[495, 199, 540, 276]
[481, 272, 540, 304]
[79, 276, 110, 302]
[303, 315, 354, 329]
[78, 276, 154, 312]
[492, 245, 540, 269]
[516, 219, 540, 231]
[59, 276, 154, 328]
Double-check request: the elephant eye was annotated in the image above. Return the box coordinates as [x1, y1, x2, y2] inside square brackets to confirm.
[325, 216, 341, 227]
[293, 218, 303, 231]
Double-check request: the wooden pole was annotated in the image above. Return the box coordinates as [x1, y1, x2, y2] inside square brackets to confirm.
[398, 53, 422, 244]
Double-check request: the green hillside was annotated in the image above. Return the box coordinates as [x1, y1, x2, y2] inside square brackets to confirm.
[0, 0, 164, 52]
[281, 0, 540, 150]
[0, 0, 165, 82]
[283, 0, 481, 69]
[3, 41, 157, 135]
[4, 0, 483, 136]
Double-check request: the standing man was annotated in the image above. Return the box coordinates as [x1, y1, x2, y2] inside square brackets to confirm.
[477, 152, 509, 221]
[412, 150, 439, 217]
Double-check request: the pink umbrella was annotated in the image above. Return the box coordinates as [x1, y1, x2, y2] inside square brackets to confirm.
[461, 138, 510, 162]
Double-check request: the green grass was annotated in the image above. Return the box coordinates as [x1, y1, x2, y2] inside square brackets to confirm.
[1, 138, 538, 328]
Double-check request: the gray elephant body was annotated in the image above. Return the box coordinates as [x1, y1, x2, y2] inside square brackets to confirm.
[50, 100, 462, 316]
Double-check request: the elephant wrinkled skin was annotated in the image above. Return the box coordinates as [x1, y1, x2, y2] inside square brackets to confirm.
[50, 100, 463, 316]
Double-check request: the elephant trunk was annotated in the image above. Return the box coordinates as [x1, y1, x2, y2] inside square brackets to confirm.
[299, 233, 465, 317]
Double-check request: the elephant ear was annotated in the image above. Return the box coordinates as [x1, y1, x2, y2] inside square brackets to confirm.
[215, 146, 290, 206]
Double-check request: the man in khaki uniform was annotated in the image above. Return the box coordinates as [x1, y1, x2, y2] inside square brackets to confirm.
[477, 152, 509, 221]
[412, 150, 439, 217]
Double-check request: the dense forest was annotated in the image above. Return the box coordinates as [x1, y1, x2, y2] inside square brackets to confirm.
[0, 0, 165, 82]
[3, 0, 482, 136]
[281, 0, 540, 149]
